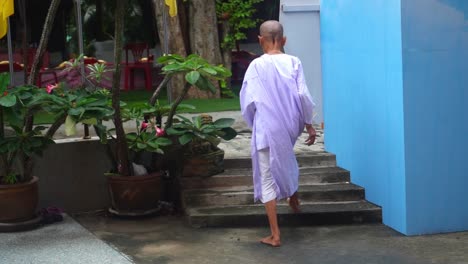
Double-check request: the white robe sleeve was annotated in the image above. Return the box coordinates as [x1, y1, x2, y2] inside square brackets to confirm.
[240, 78, 256, 129]
[296, 61, 315, 125]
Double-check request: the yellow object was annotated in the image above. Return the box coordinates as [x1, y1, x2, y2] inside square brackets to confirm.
[0, 0, 14, 39]
[165, 0, 177, 17]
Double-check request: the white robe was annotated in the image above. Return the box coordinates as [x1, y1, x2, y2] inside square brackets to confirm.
[240, 54, 315, 202]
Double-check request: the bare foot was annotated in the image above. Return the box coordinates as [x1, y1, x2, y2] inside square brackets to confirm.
[260, 235, 281, 247]
[288, 193, 301, 213]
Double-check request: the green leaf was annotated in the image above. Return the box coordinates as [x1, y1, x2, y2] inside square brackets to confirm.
[213, 118, 235, 128]
[156, 137, 172, 146]
[195, 75, 217, 94]
[0, 94, 16, 107]
[65, 115, 77, 136]
[179, 133, 193, 145]
[166, 127, 185, 136]
[185, 71, 200, 85]
[0, 73, 9, 93]
[81, 118, 97, 125]
[200, 67, 217, 75]
[137, 143, 147, 150]
[68, 107, 85, 117]
[220, 127, 238, 140]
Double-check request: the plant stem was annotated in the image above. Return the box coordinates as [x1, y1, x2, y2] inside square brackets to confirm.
[27, 0, 61, 85]
[149, 74, 171, 106]
[45, 113, 67, 138]
[112, 0, 132, 176]
[165, 84, 191, 129]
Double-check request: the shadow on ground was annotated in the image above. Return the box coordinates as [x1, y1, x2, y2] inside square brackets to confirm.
[75, 213, 468, 264]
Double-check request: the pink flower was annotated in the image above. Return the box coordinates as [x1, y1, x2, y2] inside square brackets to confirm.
[140, 122, 148, 131]
[46, 83, 58, 94]
[155, 126, 165, 137]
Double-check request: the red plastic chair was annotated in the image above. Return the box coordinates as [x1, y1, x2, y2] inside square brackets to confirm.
[123, 43, 153, 91]
[26, 48, 58, 87]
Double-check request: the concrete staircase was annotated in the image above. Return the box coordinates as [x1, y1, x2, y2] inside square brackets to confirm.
[180, 152, 382, 227]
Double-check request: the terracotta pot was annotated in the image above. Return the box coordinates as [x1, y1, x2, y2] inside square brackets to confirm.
[107, 172, 163, 213]
[182, 149, 225, 178]
[0, 176, 39, 222]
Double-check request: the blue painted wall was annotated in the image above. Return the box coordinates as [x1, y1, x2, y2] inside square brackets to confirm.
[401, 0, 468, 235]
[321, 0, 468, 235]
[320, 0, 407, 234]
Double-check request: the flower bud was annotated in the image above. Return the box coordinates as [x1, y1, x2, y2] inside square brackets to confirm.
[155, 126, 165, 137]
[140, 122, 149, 131]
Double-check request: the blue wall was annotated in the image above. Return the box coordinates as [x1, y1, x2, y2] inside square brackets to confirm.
[320, 0, 407, 234]
[321, 0, 468, 235]
[402, 0, 468, 235]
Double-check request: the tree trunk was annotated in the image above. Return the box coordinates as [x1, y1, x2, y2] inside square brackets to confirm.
[27, 0, 61, 86]
[221, 20, 232, 90]
[24, 0, 62, 181]
[152, 0, 187, 101]
[188, 0, 222, 99]
[112, 0, 132, 177]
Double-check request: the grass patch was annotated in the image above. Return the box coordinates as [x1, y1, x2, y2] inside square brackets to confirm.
[34, 90, 240, 124]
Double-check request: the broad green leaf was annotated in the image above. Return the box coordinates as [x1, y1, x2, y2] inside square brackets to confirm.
[137, 143, 146, 150]
[195, 75, 217, 94]
[185, 71, 200, 85]
[68, 107, 85, 116]
[65, 115, 77, 136]
[0, 73, 9, 93]
[220, 127, 237, 140]
[179, 133, 193, 145]
[0, 94, 16, 107]
[166, 127, 185, 136]
[200, 67, 217, 75]
[213, 118, 235, 128]
[81, 118, 97, 125]
[156, 137, 172, 146]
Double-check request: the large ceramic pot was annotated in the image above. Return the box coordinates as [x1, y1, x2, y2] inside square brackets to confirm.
[0, 176, 38, 222]
[107, 172, 163, 215]
[182, 148, 225, 178]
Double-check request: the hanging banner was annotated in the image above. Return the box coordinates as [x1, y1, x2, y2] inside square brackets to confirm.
[165, 0, 177, 17]
[0, 0, 14, 39]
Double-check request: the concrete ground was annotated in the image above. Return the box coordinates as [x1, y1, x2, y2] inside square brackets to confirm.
[74, 213, 468, 264]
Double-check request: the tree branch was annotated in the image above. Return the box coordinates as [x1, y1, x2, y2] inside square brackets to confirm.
[149, 74, 171, 106]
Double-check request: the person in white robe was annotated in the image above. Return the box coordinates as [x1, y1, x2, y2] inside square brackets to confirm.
[240, 20, 316, 247]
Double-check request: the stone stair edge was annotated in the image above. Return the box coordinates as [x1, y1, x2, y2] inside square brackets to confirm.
[188, 200, 381, 216]
[183, 182, 363, 195]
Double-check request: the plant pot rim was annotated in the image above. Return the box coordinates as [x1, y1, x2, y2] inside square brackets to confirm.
[107, 171, 164, 181]
[0, 176, 38, 189]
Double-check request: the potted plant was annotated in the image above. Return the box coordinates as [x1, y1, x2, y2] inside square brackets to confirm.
[166, 114, 237, 177]
[103, 104, 172, 216]
[0, 73, 113, 231]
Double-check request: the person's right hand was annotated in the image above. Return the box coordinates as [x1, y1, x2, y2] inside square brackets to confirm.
[305, 124, 316, 146]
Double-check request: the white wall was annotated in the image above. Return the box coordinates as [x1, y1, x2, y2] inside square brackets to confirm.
[279, 0, 323, 124]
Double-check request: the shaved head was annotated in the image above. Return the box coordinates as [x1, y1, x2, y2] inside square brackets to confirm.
[259, 20, 284, 43]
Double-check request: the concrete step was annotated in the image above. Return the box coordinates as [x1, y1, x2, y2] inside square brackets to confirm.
[181, 166, 350, 190]
[187, 201, 382, 227]
[182, 183, 365, 207]
[223, 152, 337, 169]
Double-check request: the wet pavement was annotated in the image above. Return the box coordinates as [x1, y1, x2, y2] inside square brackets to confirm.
[74, 213, 468, 264]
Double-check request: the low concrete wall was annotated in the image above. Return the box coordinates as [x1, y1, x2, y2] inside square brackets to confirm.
[33, 138, 113, 213]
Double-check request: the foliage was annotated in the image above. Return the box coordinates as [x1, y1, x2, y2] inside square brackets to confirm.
[155, 54, 232, 129]
[166, 114, 237, 153]
[158, 54, 232, 92]
[216, 0, 263, 50]
[0, 73, 114, 184]
[120, 105, 172, 155]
